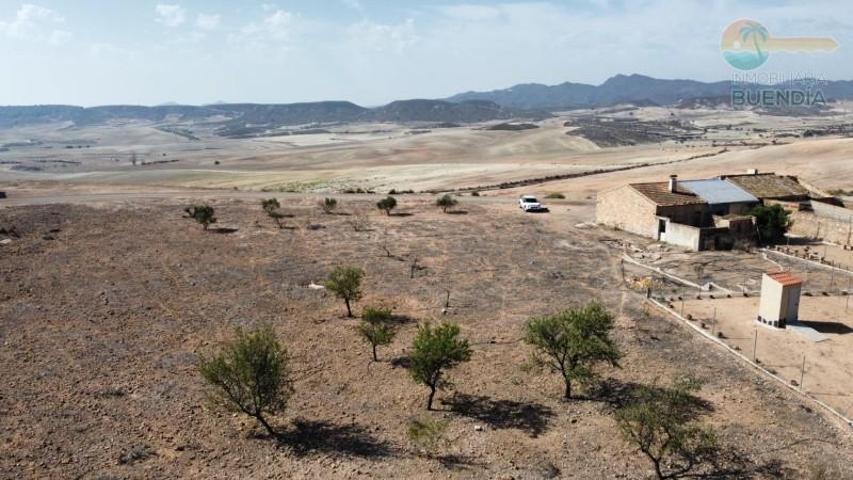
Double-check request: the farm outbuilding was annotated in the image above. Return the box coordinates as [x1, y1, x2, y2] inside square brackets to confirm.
[595, 174, 757, 250]
[757, 271, 803, 328]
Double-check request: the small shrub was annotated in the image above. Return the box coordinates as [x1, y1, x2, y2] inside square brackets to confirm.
[471, 191, 480, 197]
[435, 194, 458, 213]
[348, 215, 370, 232]
[198, 324, 292, 437]
[324, 266, 364, 317]
[545, 192, 565, 199]
[320, 197, 338, 214]
[376, 196, 397, 216]
[261, 198, 286, 228]
[185, 205, 216, 230]
[118, 444, 155, 465]
[407, 416, 448, 457]
[358, 306, 396, 361]
[261, 198, 280, 214]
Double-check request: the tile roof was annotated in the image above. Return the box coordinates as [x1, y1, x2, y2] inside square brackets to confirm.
[680, 179, 758, 205]
[724, 174, 810, 200]
[630, 182, 706, 207]
[766, 271, 803, 287]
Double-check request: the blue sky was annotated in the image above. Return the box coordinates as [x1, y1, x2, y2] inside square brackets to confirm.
[0, 0, 851, 106]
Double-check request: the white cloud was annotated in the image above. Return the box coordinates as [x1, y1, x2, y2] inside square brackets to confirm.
[155, 4, 186, 27]
[196, 13, 220, 31]
[347, 19, 418, 54]
[233, 9, 298, 46]
[0, 3, 70, 43]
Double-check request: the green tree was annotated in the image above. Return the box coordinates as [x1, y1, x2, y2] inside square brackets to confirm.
[376, 196, 397, 216]
[435, 194, 458, 213]
[185, 204, 217, 230]
[358, 306, 396, 361]
[261, 198, 279, 214]
[524, 301, 621, 399]
[409, 322, 471, 410]
[616, 377, 718, 480]
[261, 198, 286, 228]
[321, 197, 338, 214]
[198, 324, 292, 437]
[324, 266, 364, 317]
[750, 204, 791, 244]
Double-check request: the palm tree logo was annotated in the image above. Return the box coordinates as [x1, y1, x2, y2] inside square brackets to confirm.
[720, 19, 839, 71]
[739, 21, 769, 62]
[721, 20, 771, 70]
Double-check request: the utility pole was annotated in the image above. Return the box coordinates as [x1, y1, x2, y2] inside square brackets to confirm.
[800, 354, 806, 391]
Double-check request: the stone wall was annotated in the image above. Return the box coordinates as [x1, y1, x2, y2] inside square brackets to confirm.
[595, 186, 658, 238]
[790, 210, 853, 245]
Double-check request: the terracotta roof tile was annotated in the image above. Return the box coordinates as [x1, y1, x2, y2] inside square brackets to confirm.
[629, 182, 706, 207]
[766, 271, 803, 287]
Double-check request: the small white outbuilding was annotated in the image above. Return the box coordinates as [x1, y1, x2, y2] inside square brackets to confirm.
[757, 271, 803, 328]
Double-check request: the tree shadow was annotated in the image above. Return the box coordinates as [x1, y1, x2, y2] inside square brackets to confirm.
[390, 212, 414, 217]
[277, 419, 394, 458]
[592, 379, 789, 479]
[210, 227, 239, 234]
[389, 355, 411, 369]
[592, 379, 714, 418]
[682, 448, 786, 479]
[389, 313, 417, 326]
[445, 210, 469, 215]
[442, 393, 555, 437]
[437, 453, 484, 471]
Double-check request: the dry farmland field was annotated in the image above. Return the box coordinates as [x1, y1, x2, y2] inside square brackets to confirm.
[2, 104, 853, 479]
[1, 197, 852, 479]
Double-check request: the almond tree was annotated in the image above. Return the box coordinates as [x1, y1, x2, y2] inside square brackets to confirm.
[436, 194, 458, 213]
[616, 377, 718, 479]
[185, 204, 216, 230]
[524, 301, 620, 399]
[324, 266, 364, 317]
[409, 322, 471, 410]
[199, 325, 292, 437]
[376, 196, 397, 216]
[357, 306, 396, 361]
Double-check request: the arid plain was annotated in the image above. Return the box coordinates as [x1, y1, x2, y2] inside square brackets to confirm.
[2, 103, 853, 479]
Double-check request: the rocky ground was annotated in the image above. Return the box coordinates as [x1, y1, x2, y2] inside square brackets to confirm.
[0, 197, 851, 479]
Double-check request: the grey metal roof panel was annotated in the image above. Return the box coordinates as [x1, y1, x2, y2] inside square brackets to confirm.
[679, 179, 758, 205]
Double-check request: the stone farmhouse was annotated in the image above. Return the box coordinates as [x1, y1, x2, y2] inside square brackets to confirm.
[596, 171, 825, 251]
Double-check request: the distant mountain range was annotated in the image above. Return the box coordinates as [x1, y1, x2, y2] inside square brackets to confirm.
[0, 100, 538, 135]
[448, 74, 853, 110]
[3, 74, 853, 134]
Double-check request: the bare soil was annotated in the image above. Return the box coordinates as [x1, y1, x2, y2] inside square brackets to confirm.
[682, 296, 853, 417]
[1, 198, 851, 479]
